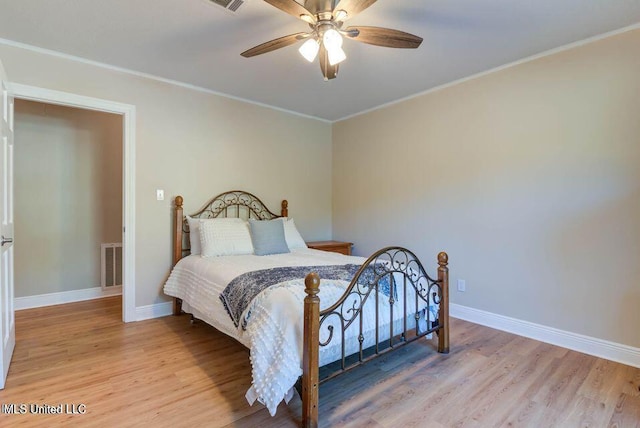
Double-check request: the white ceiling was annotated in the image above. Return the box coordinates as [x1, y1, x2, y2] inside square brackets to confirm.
[0, 0, 639, 121]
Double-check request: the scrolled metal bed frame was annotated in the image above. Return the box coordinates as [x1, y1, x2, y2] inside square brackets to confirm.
[171, 190, 449, 428]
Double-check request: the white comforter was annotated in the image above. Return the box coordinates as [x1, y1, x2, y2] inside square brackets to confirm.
[163, 248, 434, 415]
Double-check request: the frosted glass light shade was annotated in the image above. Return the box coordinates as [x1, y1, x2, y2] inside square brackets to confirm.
[299, 38, 320, 62]
[323, 29, 343, 51]
[328, 46, 346, 66]
[334, 10, 348, 21]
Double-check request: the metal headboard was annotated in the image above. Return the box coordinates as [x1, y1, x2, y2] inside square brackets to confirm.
[173, 190, 288, 265]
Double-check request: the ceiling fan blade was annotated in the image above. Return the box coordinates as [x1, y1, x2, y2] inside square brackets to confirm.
[319, 44, 338, 80]
[332, 0, 377, 20]
[241, 33, 309, 58]
[344, 26, 423, 48]
[263, 0, 316, 23]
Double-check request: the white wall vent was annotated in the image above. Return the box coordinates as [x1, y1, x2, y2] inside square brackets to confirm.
[206, 0, 247, 13]
[101, 243, 123, 289]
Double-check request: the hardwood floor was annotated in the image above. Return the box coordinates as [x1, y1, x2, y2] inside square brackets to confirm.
[0, 297, 638, 427]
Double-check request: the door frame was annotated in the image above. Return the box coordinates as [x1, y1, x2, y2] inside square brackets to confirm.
[9, 83, 136, 322]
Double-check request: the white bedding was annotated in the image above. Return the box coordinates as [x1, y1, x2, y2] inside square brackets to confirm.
[163, 248, 367, 345]
[163, 248, 434, 415]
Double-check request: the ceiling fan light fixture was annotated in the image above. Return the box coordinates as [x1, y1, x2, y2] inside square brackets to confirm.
[299, 38, 320, 62]
[327, 46, 346, 66]
[323, 28, 346, 65]
[322, 28, 343, 51]
[334, 10, 348, 21]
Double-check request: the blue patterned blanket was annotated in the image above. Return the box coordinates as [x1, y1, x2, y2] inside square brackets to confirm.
[220, 264, 391, 329]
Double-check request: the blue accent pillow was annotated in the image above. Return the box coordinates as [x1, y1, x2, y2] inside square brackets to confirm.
[249, 219, 291, 256]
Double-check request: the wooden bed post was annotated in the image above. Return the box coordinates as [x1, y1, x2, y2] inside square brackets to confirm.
[302, 272, 320, 428]
[173, 196, 184, 316]
[281, 200, 288, 217]
[437, 252, 450, 354]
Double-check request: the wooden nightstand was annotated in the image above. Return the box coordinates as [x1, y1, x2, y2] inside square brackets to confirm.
[306, 240, 353, 256]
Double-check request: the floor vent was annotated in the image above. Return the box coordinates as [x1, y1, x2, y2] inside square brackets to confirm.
[101, 243, 123, 289]
[207, 0, 246, 14]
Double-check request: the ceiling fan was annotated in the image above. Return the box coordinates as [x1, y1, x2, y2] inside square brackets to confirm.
[241, 0, 423, 80]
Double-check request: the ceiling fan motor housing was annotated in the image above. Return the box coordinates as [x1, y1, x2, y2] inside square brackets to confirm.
[304, 0, 336, 13]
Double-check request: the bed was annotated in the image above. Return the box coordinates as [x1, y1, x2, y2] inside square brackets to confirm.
[163, 190, 449, 428]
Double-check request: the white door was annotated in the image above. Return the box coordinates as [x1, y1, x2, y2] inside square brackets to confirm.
[0, 59, 15, 389]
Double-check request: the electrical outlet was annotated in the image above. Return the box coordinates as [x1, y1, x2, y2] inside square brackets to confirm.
[457, 279, 466, 292]
[156, 189, 165, 201]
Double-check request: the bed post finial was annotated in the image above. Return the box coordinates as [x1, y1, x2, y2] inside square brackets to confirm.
[281, 200, 288, 217]
[302, 272, 320, 428]
[175, 195, 183, 209]
[438, 251, 448, 266]
[437, 251, 450, 354]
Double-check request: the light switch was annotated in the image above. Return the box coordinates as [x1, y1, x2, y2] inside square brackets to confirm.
[156, 189, 164, 201]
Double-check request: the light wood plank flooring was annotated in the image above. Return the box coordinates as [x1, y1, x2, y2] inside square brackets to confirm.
[0, 297, 638, 427]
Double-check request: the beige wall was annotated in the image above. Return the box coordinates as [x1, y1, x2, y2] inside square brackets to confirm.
[0, 44, 333, 307]
[3, 29, 638, 349]
[333, 29, 640, 347]
[14, 100, 123, 297]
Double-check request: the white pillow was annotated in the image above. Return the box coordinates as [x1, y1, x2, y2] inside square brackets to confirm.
[199, 218, 254, 257]
[284, 218, 307, 250]
[186, 216, 203, 255]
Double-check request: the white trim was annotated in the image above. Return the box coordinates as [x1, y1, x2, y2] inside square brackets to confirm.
[450, 303, 640, 369]
[9, 83, 137, 322]
[0, 38, 330, 124]
[15, 287, 122, 311]
[135, 302, 173, 322]
[122, 101, 136, 323]
[9, 83, 131, 114]
[335, 22, 640, 122]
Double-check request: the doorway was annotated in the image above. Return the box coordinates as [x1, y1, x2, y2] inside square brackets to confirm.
[14, 100, 123, 312]
[10, 84, 135, 322]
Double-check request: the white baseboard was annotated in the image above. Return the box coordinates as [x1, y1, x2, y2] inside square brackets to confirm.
[16, 289, 174, 323]
[450, 303, 640, 368]
[15, 286, 122, 310]
[135, 302, 173, 321]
